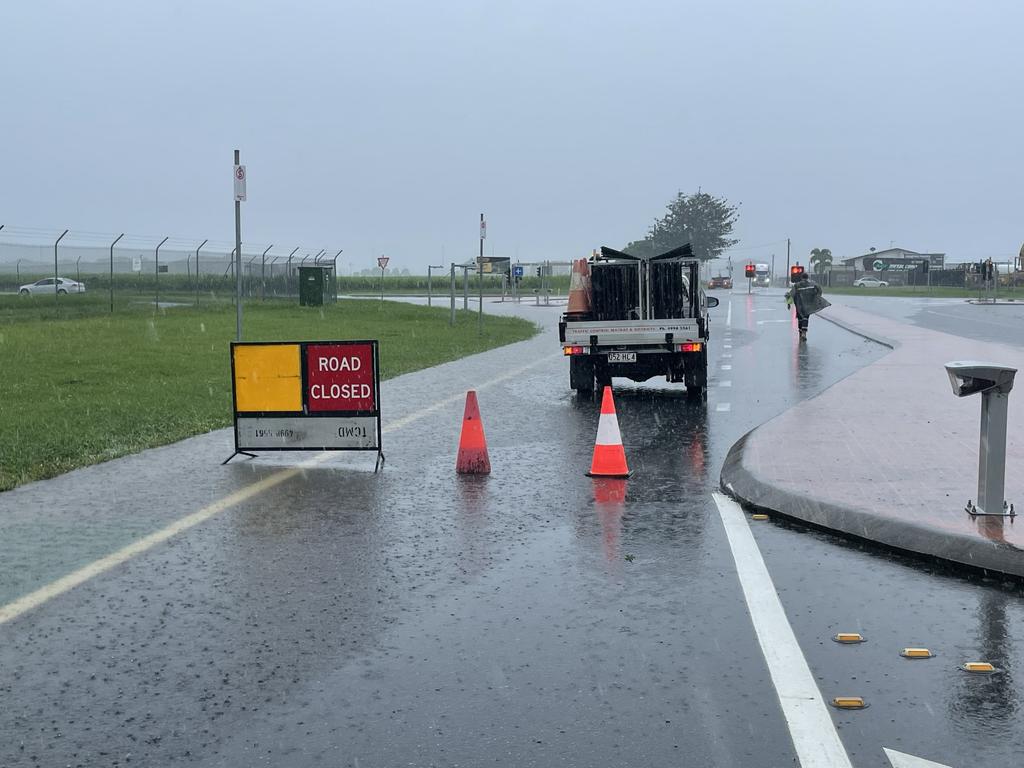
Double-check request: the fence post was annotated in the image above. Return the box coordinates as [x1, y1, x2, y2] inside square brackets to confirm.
[109, 233, 124, 313]
[261, 244, 273, 300]
[54, 229, 69, 306]
[155, 236, 169, 309]
[286, 247, 299, 297]
[332, 250, 342, 303]
[195, 239, 207, 307]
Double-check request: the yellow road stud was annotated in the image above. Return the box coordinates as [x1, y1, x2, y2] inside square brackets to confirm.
[963, 662, 996, 673]
[751, 513, 769, 520]
[831, 697, 867, 709]
[900, 648, 934, 659]
[833, 633, 865, 644]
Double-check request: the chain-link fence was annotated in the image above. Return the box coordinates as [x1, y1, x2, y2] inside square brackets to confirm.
[0, 226, 339, 312]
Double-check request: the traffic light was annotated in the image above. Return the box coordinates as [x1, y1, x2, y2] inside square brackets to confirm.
[790, 265, 805, 283]
[744, 263, 756, 278]
[536, 267, 542, 277]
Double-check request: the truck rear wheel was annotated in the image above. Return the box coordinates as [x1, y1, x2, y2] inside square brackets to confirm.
[570, 356, 595, 393]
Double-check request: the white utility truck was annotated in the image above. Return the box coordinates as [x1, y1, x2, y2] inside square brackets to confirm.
[558, 245, 718, 399]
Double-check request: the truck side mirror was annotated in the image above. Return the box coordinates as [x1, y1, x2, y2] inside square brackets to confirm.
[706, 296, 720, 308]
[945, 361, 1017, 397]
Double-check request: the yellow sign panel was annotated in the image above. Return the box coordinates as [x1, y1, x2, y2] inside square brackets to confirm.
[233, 344, 302, 412]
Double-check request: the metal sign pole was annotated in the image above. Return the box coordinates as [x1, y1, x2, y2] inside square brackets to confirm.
[449, 263, 456, 325]
[478, 213, 485, 334]
[233, 149, 245, 341]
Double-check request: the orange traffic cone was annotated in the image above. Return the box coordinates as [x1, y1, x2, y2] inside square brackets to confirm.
[586, 387, 632, 478]
[566, 258, 592, 316]
[456, 390, 491, 474]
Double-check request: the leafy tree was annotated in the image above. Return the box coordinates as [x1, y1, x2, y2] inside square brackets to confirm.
[809, 247, 833, 274]
[624, 190, 739, 261]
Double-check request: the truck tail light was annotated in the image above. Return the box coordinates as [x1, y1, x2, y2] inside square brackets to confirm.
[677, 343, 702, 353]
[563, 345, 586, 356]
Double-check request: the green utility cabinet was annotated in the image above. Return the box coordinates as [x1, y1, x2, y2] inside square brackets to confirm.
[299, 266, 335, 306]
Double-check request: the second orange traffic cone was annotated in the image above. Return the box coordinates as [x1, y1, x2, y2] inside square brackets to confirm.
[587, 387, 632, 478]
[566, 258, 592, 316]
[456, 390, 491, 474]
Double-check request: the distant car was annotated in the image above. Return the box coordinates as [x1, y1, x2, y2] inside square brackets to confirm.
[18, 277, 86, 295]
[708, 276, 733, 289]
[853, 276, 888, 288]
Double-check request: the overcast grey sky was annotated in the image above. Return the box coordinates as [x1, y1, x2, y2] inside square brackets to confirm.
[2, 0, 1021, 271]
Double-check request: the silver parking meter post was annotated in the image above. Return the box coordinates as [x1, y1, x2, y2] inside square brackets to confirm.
[945, 361, 1018, 517]
[978, 389, 1010, 515]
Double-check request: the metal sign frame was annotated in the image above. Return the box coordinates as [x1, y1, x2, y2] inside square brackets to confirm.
[225, 339, 384, 470]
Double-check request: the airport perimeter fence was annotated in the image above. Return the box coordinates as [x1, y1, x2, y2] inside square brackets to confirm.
[0, 226, 342, 317]
[823, 263, 1021, 290]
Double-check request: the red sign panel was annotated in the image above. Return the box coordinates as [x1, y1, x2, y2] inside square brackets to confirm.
[305, 342, 376, 412]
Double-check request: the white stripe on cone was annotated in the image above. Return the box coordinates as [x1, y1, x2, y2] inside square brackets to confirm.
[595, 411, 623, 446]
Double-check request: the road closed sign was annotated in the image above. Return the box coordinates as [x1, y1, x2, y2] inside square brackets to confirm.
[228, 340, 383, 467]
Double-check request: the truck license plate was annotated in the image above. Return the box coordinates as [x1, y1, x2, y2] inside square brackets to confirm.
[607, 352, 636, 363]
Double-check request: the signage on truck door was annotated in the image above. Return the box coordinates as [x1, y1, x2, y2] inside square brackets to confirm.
[226, 339, 384, 469]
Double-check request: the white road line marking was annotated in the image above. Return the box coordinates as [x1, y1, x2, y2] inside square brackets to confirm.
[724, 344, 733, 349]
[757, 320, 791, 325]
[883, 748, 951, 768]
[719, 380, 732, 388]
[0, 353, 559, 626]
[726, 300, 732, 327]
[715, 403, 731, 412]
[722, 353, 732, 359]
[712, 493, 853, 768]
[721, 364, 732, 370]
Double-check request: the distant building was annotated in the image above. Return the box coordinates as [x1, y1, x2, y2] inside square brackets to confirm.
[840, 248, 945, 272]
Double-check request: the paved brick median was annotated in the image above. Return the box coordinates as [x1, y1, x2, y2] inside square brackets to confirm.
[722, 302, 1024, 577]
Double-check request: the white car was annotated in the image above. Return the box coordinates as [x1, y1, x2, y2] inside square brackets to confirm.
[19, 277, 86, 295]
[853, 276, 888, 288]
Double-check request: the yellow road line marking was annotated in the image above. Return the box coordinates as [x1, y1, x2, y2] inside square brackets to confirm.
[0, 352, 558, 626]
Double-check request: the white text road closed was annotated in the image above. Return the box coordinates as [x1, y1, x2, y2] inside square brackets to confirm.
[317, 355, 362, 372]
[309, 383, 373, 401]
[237, 416, 379, 449]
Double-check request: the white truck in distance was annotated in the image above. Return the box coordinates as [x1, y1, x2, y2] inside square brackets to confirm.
[558, 245, 718, 400]
[753, 263, 771, 287]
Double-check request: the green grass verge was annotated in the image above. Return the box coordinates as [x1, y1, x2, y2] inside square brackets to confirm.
[0, 296, 537, 491]
[824, 285, 1024, 299]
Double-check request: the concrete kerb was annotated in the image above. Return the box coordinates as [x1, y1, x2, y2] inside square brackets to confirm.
[720, 433, 1024, 581]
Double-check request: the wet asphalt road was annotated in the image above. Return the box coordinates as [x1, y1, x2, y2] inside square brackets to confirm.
[2, 289, 1023, 767]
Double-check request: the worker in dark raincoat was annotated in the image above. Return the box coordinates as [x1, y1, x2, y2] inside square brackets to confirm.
[785, 274, 830, 341]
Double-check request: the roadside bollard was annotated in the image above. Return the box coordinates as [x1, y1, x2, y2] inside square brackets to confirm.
[945, 361, 1018, 517]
